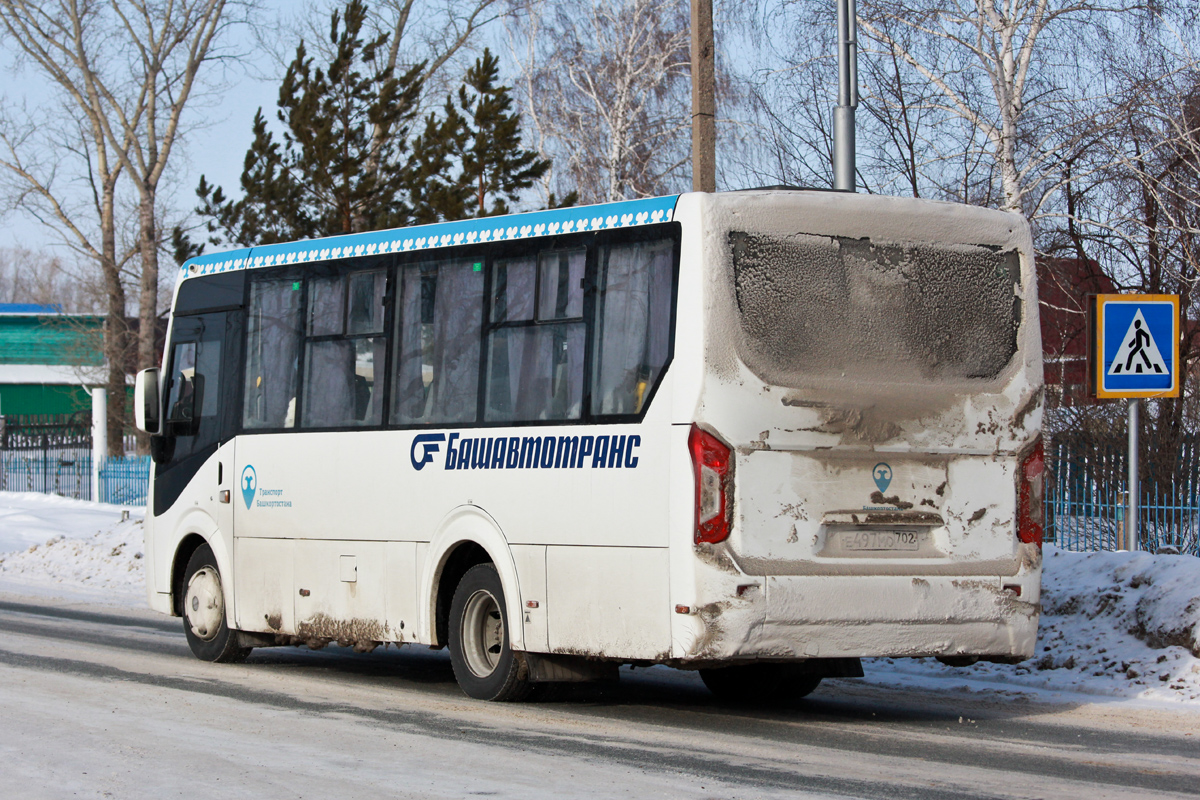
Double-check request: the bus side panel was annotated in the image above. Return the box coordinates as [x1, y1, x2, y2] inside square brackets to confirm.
[384, 540, 420, 643]
[293, 540, 394, 643]
[510, 544, 548, 652]
[545, 545, 671, 660]
[662, 195, 715, 660]
[234, 537, 295, 635]
[148, 448, 228, 616]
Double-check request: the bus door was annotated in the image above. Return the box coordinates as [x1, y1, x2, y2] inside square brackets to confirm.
[155, 310, 238, 584]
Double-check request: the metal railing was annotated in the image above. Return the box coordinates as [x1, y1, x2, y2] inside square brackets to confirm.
[0, 414, 150, 506]
[1046, 436, 1200, 556]
[0, 448, 91, 498]
[98, 455, 151, 506]
[0, 414, 92, 499]
[0, 451, 151, 506]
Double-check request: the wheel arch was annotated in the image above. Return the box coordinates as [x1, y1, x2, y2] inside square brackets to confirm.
[420, 505, 524, 650]
[166, 509, 232, 624]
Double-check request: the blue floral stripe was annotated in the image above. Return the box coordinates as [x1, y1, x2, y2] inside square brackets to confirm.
[181, 195, 680, 277]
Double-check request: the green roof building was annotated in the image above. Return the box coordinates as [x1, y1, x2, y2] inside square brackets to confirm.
[0, 306, 105, 417]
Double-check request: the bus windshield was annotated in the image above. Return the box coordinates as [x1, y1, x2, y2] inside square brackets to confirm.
[729, 231, 1021, 388]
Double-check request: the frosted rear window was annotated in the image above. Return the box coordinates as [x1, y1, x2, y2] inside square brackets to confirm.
[729, 232, 1020, 385]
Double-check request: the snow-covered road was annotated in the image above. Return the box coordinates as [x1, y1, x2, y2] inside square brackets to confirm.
[2, 594, 1198, 799]
[3, 491, 1200, 798]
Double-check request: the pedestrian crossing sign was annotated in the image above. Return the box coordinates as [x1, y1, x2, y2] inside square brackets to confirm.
[1095, 294, 1180, 398]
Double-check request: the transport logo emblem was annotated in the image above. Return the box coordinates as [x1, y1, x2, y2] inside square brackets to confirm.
[410, 433, 447, 471]
[241, 465, 257, 509]
[872, 463, 893, 493]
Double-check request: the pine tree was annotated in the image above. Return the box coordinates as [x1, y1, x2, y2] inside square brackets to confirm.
[191, 9, 571, 249]
[196, 0, 424, 246]
[452, 49, 552, 218]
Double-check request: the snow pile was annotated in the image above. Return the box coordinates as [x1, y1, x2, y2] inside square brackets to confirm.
[870, 545, 1200, 702]
[0, 492, 145, 602]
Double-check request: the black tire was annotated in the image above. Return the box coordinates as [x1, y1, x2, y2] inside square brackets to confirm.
[448, 563, 533, 701]
[699, 663, 822, 705]
[180, 544, 251, 663]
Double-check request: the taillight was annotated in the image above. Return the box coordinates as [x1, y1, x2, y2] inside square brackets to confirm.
[1017, 437, 1045, 547]
[689, 424, 732, 544]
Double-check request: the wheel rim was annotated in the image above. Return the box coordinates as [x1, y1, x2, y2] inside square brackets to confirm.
[185, 566, 224, 642]
[460, 588, 504, 678]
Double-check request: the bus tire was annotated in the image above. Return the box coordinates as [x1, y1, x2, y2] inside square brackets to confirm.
[181, 543, 251, 663]
[448, 563, 533, 702]
[699, 664, 822, 705]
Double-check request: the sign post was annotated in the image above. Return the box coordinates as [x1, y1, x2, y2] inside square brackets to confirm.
[1092, 294, 1180, 551]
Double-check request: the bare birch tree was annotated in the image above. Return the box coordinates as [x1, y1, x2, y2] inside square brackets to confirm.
[854, 0, 1122, 216]
[741, 0, 1134, 215]
[1045, 28, 1200, 483]
[506, 0, 692, 204]
[0, 0, 238, 453]
[0, 1, 136, 453]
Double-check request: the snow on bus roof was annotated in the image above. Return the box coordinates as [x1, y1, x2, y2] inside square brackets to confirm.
[179, 195, 680, 279]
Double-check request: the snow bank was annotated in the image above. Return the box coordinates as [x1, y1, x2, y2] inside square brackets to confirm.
[0, 492, 144, 603]
[868, 545, 1200, 703]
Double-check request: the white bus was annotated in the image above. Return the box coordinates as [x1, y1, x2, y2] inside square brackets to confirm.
[136, 189, 1044, 702]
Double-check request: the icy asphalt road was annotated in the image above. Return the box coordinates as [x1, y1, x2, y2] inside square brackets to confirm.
[0, 595, 1197, 800]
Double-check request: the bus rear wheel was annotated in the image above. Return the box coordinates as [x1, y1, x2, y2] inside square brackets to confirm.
[448, 564, 533, 702]
[181, 544, 251, 663]
[699, 663, 822, 705]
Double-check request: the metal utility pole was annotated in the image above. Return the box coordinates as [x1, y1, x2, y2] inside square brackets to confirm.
[691, 0, 716, 192]
[833, 0, 858, 191]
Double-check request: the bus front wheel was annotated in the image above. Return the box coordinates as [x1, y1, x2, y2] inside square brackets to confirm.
[699, 664, 822, 705]
[448, 563, 533, 702]
[181, 544, 251, 663]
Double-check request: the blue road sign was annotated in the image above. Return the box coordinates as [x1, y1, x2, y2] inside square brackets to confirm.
[1096, 294, 1180, 398]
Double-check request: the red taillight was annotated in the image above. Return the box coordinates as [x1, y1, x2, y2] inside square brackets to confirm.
[1017, 437, 1045, 547]
[689, 424, 732, 544]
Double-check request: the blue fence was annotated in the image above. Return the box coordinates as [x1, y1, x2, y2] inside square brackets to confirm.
[1046, 436, 1200, 556]
[98, 455, 151, 506]
[0, 414, 150, 506]
[0, 452, 150, 506]
[0, 449, 90, 498]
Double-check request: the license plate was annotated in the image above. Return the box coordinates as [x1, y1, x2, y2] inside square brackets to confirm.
[842, 529, 920, 551]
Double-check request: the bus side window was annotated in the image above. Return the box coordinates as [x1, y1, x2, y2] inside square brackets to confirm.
[164, 328, 221, 444]
[244, 279, 303, 429]
[491, 255, 535, 323]
[537, 249, 585, 321]
[392, 258, 483, 425]
[302, 269, 387, 428]
[591, 238, 673, 416]
[485, 250, 585, 422]
[165, 341, 200, 434]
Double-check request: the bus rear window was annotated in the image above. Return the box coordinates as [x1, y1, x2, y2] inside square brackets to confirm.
[729, 231, 1020, 386]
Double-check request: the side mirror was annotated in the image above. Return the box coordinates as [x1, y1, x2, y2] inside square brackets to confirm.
[134, 368, 162, 435]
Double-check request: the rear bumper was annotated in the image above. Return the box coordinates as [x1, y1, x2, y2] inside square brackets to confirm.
[683, 572, 1039, 663]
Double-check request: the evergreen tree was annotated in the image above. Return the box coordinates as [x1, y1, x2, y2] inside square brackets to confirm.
[451, 49, 552, 218]
[196, 0, 424, 246]
[192, 8, 570, 248]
